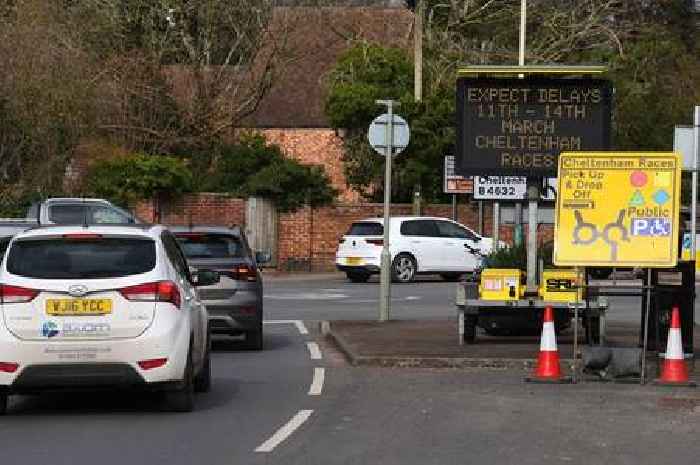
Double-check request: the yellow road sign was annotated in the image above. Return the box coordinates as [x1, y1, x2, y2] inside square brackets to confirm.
[554, 152, 681, 267]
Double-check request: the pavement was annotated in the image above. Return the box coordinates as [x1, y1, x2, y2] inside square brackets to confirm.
[325, 319, 700, 377]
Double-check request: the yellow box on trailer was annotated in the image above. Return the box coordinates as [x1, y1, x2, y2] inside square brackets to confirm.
[539, 269, 582, 302]
[478, 269, 525, 301]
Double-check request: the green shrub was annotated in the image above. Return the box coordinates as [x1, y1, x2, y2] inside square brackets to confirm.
[85, 154, 193, 207]
[201, 134, 337, 212]
[482, 241, 554, 271]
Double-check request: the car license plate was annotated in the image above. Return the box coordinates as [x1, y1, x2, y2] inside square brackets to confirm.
[346, 257, 364, 266]
[46, 299, 112, 316]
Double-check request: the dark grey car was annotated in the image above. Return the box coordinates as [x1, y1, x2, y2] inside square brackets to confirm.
[172, 226, 266, 350]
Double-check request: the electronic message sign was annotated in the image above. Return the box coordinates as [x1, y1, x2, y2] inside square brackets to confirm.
[554, 152, 681, 268]
[456, 78, 612, 176]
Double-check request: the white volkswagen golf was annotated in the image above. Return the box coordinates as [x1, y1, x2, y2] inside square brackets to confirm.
[336, 216, 496, 283]
[0, 225, 217, 414]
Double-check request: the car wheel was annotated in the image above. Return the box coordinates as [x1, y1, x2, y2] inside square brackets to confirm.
[194, 334, 212, 393]
[346, 271, 370, 283]
[163, 347, 195, 413]
[246, 322, 263, 351]
[392, 253, 416, 283]
[0, 391, 7, 415]
[440, 273, 463, 282]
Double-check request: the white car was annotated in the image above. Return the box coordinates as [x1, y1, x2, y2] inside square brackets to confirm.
[0, 225, 217, 414]
[335, 216, 496, 283]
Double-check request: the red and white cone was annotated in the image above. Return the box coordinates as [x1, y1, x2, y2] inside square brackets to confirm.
[656, 307, 693, 386]
[528, 306, 568, 382]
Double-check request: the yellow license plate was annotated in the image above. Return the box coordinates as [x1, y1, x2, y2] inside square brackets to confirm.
[346, 257, 364, 266]
[46, 299, 112, 316]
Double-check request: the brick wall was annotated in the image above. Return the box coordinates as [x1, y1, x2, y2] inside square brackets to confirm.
[277, 202, 527, 271]
[135, 193, 554, 271]
[135, 193, 245, 226]
[258, 128, 360, 203]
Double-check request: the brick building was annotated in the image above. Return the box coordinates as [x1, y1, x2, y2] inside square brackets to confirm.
[242, 6, 415, 201]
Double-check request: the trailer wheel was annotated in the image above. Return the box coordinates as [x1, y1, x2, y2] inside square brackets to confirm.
[464, 315, 477, 344]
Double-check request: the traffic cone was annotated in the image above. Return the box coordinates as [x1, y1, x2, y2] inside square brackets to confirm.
[655, 307, 695, 386]
[526, 306, 570, 383]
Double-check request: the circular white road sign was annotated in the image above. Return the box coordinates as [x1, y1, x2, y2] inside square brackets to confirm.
[368, 113, 410, 156]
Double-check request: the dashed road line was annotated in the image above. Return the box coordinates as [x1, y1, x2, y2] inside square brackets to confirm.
[294, 320, 309, 335]
[308, 367, 325, 396]
[255, 410, 314, 453]
[306, 342, 322, 360]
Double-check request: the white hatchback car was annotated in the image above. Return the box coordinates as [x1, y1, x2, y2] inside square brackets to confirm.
[335, 216, 496, 283]
[0, 225, 217, 414]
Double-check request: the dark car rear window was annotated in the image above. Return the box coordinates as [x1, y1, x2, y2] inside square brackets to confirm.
[6, 238, 156, 279]
[347, 222, 383, 236]
[175, 233, 244, 259]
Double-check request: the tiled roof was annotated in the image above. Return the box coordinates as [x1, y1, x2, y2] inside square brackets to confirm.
[243, 6, 414, 128]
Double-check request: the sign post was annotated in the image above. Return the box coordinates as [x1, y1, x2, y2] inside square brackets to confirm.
[369, 102, 410, 322]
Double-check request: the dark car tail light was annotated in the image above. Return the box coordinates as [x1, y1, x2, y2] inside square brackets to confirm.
[119, 281, 181, 309]
[62, 233, 103, 240]
[366, 239, 384, 246]
[0, 284, 39, 304]
[223, 264, 257, 282]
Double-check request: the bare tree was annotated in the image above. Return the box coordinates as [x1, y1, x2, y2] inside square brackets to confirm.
[71, 0, 296, 153]
[420, 0, 654, 96]
[0, 1, 100, 207]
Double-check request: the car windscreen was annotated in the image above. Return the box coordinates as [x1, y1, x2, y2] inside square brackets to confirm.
[48, 205, 88, 224]
[175, 233, 244, 259]
[347, 222, 383, 236]
[6, 237, 156, 279]
[49, 204, 135, 224]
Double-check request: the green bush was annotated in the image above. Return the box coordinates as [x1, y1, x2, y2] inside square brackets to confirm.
[85, 154, 193, 207]
[200, 134, 337, 212]
[482, 241, 554, 271]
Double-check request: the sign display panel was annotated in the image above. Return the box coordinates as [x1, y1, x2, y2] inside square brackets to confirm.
[554, 152, 681, 267]
[473, 176, 557, 201]
[456, 78, 612, 176]
[444, 156, 473, 194]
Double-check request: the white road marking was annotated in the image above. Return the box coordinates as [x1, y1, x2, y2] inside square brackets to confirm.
[294, 320, 309, 335]
[255, 410, 314, 453]
[308, 367, 325, 396]
[307, 342, 322, 360]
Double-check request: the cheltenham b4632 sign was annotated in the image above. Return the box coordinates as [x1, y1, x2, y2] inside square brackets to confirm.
[456, 78, 612, 176]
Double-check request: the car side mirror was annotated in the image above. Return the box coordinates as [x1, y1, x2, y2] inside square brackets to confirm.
[191, 269, 220, 287]
[256, 251, 272, 264]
